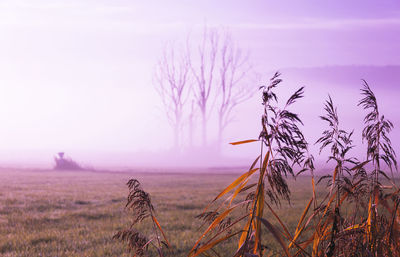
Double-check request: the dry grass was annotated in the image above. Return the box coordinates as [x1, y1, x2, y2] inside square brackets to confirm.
[0, 169, 319, 256]
[183, 75, 399, 257]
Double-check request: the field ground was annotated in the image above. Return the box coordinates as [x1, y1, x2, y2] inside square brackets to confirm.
[0, 168, 326, 256]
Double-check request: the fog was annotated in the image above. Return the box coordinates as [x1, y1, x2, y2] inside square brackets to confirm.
[0, 0, 399, 169]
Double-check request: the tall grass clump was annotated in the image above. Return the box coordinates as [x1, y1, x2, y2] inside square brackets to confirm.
[189, 72, 314, 257]
[114, 179, 170, 256]
[305, 80, 399, 256]
[310, 82, 398, 257]
[116, 75, 398, 257]
[187, 76, 399, 256]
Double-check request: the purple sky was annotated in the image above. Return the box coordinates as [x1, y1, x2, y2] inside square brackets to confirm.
[0, 0, 399, 168]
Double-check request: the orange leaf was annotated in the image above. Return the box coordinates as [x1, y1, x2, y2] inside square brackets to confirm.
[229, 139, 259, 145]
[238, 217, 252, 249]
[152, 215, 170, 248]
[254, 183, 265, 254]
[289, 197, 313, 248]
[204, 168, 259, 212]
[190, 231, 242, 257]
[190, 201, 249, 255]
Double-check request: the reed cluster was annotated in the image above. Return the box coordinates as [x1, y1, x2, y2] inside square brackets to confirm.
[116, 74, 398, 257]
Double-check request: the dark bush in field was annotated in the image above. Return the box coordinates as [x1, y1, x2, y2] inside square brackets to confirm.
[54, 152, 82, 170]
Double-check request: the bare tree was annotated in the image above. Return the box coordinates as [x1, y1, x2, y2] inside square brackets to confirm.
[189, 27, 255, 148]
[217, 33, 255, 148]
[155, 27, 254, 151]
[154, 42, 191, 150]
[190, 27, 219, 146]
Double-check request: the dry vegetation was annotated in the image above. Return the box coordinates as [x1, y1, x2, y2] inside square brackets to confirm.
[182, 76, 399, 257]
[0, 169, 322, 256]
[115, 74, 399, 257]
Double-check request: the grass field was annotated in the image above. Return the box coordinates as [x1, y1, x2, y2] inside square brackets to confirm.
[0, 168, 327, 256]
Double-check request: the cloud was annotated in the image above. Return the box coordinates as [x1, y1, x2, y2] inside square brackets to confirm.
[234, 17, 400, 31]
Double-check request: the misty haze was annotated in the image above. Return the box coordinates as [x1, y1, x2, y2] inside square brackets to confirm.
[0, 1, 399, 256]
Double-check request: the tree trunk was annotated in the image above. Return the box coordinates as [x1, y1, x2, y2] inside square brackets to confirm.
[217, 118, 223, 154]
[201, 110, 207, 146]
[173, 125, 179, 151]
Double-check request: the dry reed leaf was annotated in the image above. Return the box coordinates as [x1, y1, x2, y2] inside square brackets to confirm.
[205, 168, 259, 212]
[350, 160, 370, 171]
[329, 166, 338, 198]
[260, 151, 270, 177]
[249, 155, 261, 170]
[312, 220, 332, 257]
[293, 234, 314, 257]
[202, 213, 250, 249]
[322, 192, 337, 218]
[190, 231, 242, 257]
[367, 194, 373, 241]
[151, 215, 171, 248]
[238, 217, 252, 249]
[229, 178, 250, 206]
[344, 223, 363, 231]
[265, 201, 292, 239]
[253, 183, 264, 254]
[257, 217, 292, 257]
[312, 233, 319, 257]
[191, 201, 249, 255]
[248, 151, 270, 254]
[230, 139, 259, 145]
[289, 197, 313, 249]
[311, 177, 316, 205]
